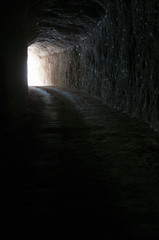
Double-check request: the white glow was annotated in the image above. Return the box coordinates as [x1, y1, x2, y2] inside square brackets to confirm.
[27, 46, 43, 86]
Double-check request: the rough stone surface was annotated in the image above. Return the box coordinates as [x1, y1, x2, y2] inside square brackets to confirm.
[1, 0, 158, 131]
[25, 0, 159, 132]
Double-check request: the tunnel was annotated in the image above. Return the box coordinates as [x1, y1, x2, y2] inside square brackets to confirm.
[1, 0, 159, 239]
[1, 0, 159, 131]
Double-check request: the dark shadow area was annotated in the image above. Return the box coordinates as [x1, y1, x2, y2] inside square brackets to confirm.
[2, 87, 159, 239]
[1, 1, 159, 239]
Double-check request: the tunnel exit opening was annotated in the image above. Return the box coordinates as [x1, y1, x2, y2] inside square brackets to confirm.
[27, 42, 68, 87]
[27, 45, 45, 86]
[27, 43, 52, 86]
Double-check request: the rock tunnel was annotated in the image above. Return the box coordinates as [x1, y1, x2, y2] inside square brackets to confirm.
[1, 0, 159, 239]
[1, 0, 159, 132]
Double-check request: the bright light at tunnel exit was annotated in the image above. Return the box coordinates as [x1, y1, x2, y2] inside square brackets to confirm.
[27, 46, 43, 86]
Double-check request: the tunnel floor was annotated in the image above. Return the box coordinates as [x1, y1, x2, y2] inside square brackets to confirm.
[2, 86, 159, 239]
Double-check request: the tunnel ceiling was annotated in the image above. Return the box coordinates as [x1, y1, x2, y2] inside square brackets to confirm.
[25, 0, 106, 52]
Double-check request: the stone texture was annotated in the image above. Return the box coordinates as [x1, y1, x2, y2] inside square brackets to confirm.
[25, 0, 159, 132]
[0, 0, 159, 129]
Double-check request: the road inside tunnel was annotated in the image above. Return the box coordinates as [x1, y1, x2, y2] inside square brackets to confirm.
[2, 86, 159, 239]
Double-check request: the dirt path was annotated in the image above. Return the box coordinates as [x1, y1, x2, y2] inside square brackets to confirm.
[2, 86, 159, 239]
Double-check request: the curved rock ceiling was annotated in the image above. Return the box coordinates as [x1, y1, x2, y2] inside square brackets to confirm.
[26, 0, 106, 52]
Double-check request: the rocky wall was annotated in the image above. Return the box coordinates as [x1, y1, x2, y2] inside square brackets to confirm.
[45, 0, 159, 132]
[1, 1, 28, 123]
